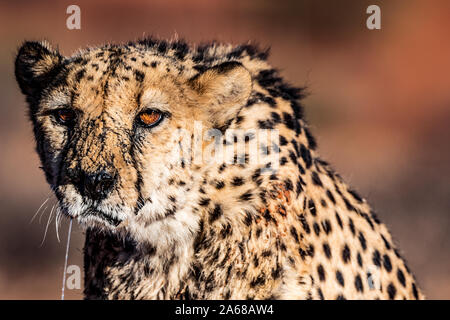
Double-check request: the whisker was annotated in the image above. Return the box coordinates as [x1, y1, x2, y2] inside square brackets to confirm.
[40, 204, 55, 247]
[30, 197, 50, 224]
[38, 204, 49, 224]
[55, 207, 62, 243]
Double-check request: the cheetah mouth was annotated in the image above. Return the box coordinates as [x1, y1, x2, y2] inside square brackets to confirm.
[80, 208, 123, 227]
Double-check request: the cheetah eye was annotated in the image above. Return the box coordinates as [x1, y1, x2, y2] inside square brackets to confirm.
[136, 110, 163, 128]
[53, 108, 76, 126]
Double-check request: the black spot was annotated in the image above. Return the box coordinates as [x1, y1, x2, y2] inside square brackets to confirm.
[271, 264, 282, 279]
[209, 204, 223, 223]
[308, 199, 316, 216]
[134, 70, 145, 82]
[75, 69, 86, 82]
[317, 264, 326, 281]
[150, 61, 158, 68]
[199, 198, 210, 207]
[231, 176, 245, 186]
[165, 206, 177, 217]
[305, 127, 317, 150]
[343, 197, 356, 212]
[371, 210, 382, 224]
[157, 41, 168, 53]
[250, 274, 266, 288]
[220, 223, 232, 239]
[284, 178, 293, 191]
[336, 294, 346, 300]
[317, 288, 324, 300]
[282, 112, 296, 131]
[412, 283, 419, 299]
[322, 219, 332, 234]
[387, 283, 397, 299]
[279, 135, 288, 146]
[342, 245, 351, 263]
[348, 189, 363, 203]
[257, 68, 281, 87]
[298, 214, 311, 234]
[298, 248, 307, 260]
[300, 144, 312, 168]
[326, 190, 336, 204]
[348, 218, 355, 236]
[323, 243, 332, 259]
[290, 226, 299, 243]
[355, 275, 364, 293]
[239, 190, 253, 201]
[383, 254, 392, 272]
[335, 212, 343, 229]
[270, 112, 281, 124]
[358, 232, 367, 251]
[397, 269, 406, 287]
[291, 139, 300, 157]
[262, 250, 272, 257]
[251, 168, 261, 182]
[357, 252, 363, 267]
[288, 150, 297, 164]
[336, 270, 345, 287]
[308, 244, 315, 258]
[215, 180, 225, 189]
[258, 119, 274, 129]
[381, 235, 392, 250]
[296, 178, 303, 196]
[372, 250, 381, 267]
[172, 41, 189, 60]
[242, 211, 253, 227]
[313, 222, 321, 236]
[311, 171, 323, 186]
[362, 213, 375, 230]
[262, 209, 274, 222]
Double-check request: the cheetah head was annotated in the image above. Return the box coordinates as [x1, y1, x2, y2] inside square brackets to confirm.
[15, 40, 252, 244]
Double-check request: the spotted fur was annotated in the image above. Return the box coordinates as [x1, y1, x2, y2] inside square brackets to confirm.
[15, 38, 424, 300]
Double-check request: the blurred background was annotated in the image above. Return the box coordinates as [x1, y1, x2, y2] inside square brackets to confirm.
[0, 0, 449, 299]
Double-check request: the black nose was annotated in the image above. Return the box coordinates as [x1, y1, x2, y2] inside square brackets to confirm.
[79, 170, 116, 201]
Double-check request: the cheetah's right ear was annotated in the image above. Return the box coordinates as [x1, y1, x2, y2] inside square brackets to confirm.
[189, 61, 252, 130]
[15, 41, 63, 97]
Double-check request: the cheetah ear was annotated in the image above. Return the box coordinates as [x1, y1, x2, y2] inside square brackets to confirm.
[15, 41, 63, 97]
[190, 61, 252, 129]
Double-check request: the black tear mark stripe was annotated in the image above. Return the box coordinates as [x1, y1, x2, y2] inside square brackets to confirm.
[129, 132, 144, 215]
[54, 127, 77, 200]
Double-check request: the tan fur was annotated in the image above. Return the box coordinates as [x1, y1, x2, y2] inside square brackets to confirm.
[15, 39, 424, 300]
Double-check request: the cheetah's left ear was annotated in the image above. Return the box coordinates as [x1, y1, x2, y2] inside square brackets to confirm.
[15, 40, 63, 97]
[190, 61, 252, 129]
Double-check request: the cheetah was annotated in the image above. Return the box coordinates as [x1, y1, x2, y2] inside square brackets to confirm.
[15, 38, 423, 300]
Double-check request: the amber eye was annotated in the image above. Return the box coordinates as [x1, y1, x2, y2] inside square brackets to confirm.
[137, 110, 163, 128]
[54, 108, 76, 126]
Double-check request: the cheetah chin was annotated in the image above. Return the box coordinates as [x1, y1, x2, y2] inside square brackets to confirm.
[15, 38, 424, 300]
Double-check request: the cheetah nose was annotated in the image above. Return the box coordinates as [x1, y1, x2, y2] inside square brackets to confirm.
[81, 170, 116, 201]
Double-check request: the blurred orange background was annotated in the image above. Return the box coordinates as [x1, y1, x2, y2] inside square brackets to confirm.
[0, 0, 449, 299]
